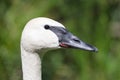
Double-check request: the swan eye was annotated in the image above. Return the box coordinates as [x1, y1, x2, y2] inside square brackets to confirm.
[44, 25, 50, 29]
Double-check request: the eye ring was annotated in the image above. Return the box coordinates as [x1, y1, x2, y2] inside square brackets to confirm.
[44, 25, 50, 29]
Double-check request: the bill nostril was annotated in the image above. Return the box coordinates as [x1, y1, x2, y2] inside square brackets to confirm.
[73, 38, 80, 43]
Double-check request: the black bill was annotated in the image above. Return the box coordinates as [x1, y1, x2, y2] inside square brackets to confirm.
[59, 32, 98, 52]
[48, 25, 98, 52]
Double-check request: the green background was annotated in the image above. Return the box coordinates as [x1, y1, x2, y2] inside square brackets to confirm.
[0, 0, 120, 80]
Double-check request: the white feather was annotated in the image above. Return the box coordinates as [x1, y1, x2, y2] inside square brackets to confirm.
[21, 17, 65, 80]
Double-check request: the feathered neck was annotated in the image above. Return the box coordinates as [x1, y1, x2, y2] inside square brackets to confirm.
[21, 47, 42, 80]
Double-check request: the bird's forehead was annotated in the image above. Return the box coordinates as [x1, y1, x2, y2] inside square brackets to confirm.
[28, 17, 65, 28]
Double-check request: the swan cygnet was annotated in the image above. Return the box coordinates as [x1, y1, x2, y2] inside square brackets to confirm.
[21, 17, 98, 80]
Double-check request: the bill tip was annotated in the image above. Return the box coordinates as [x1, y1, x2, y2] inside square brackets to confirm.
[92, 47, 98, 52]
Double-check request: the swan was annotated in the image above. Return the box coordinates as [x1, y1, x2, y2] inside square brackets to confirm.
[21, 17, 98, 80]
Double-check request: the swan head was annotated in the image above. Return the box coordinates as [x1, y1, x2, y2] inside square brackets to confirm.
[21, 17, 98, 53]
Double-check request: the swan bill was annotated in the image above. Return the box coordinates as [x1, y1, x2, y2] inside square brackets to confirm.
[58, 33, 98, 52]
[48, 26, 98, 52]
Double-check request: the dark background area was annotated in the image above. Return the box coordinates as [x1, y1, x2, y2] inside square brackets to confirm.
[0, 0, 120, 80]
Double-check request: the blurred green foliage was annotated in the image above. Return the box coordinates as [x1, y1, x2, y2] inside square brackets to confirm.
[0, 0, 120, 80]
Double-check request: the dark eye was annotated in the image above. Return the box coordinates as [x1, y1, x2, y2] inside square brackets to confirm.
[44, 25, 50, 29]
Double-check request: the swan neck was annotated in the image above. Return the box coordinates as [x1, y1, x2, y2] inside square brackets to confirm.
[21, 47, 41, 80]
